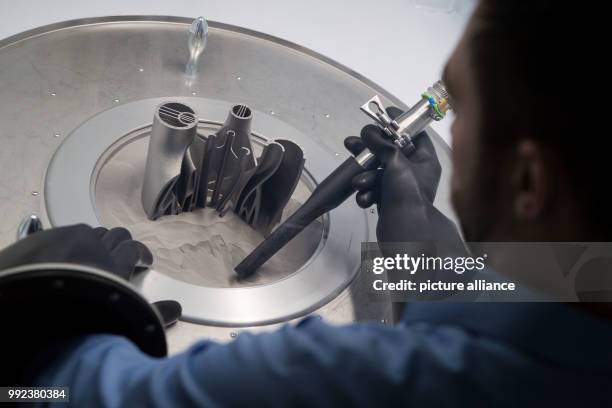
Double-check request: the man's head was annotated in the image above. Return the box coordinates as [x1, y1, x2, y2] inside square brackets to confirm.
[446, 0, 598, 242]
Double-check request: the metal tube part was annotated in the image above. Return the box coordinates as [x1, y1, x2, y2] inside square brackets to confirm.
[235, 81, 452, 277]
[141, 102, 198, 219]
[201, 103, 257, 210]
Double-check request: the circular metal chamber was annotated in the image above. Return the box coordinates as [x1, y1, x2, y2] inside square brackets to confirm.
[46, 97, 365, 326]
[0, 16, 455, 346]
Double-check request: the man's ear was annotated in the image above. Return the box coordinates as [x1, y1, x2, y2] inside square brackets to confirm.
[512, 140, 550, 220]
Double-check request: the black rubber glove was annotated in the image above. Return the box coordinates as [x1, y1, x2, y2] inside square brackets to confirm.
[346, 108, 470, 307]
[0, 224, 151, 280]
[344, 106, 460, 243]
[0, 224, 181, 327]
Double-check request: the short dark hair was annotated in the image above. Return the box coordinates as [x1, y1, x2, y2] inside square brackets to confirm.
[469, 1, 604, 238]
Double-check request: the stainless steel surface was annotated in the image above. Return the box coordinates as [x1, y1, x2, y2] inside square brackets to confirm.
[186, 16, 208, 77]
[207, 103, 256, 213]
[142, 102, 198, 219]
[16, 214, 43, 240]
[0, 16, 454, 346]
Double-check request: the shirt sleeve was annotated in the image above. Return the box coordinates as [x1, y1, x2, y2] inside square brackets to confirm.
[34, 317, 498, 407]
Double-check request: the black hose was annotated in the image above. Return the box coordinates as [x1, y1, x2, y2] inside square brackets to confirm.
[234, 156, 369, 278]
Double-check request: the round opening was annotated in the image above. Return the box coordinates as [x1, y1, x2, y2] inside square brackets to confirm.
[93, 123, 325, 289]
[231, 104, 252, 119]
[157, 102, 196, 128]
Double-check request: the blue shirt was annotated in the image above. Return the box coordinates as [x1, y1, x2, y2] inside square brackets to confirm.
[36, 303, 612, 407]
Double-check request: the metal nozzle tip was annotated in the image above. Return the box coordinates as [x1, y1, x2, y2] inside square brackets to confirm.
[187, 16, 209, 76]
[189, 16, 209, 44]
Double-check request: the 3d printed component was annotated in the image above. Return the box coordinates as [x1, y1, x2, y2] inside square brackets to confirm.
[142, 102, 198, 219]
[141, 102, 305, 236]
[236, 139, 304, 235]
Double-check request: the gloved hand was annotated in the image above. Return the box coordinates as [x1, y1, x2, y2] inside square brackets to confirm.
[0, 224, 181, 327]
[0, 224, 151, 280]
[344, 106, 460, 243]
